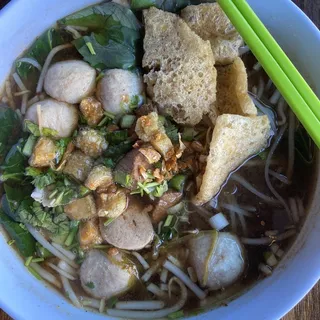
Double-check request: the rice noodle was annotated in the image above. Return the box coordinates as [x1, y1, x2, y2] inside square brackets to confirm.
[80, 297, 100, 309]
[141, 261, 162, 282]
[269, 89, 282, 105]
[61, 275, 81, 308]
[16, 57, 42, 71]
[107, 277, 187, 319]
[5, 80, 15, 109]
[147, 283, 168, 299]
[241, 229, 296, 245]
[160, 283, 168, 291]
[29, 262, 61, 288]
[163, 260, 206, 300]
[36, 43, 73, 94]
[264, 124, 292, 221]
[288, 198, 299, 224]
[239, 45, 250, 55]
[14, 90, 31, 97]
[26, 224, 79, 269]
[52, 243, 76, 261]
[187, 267, 198, 283]
[231, 174, 280, 205]
[12, 72, 29, 114]
[65, 26, 82, 39]
[27, 95, 40, 107]
[286, 110, 295, 182]
[160, 268, 169, 283]
[167, 255, 183, 268]
[115, 301, 165, 310]
[132, 252, 150, 270]
[268, 170, 290, 184]
[220, 203, 254, 217]
[276, 97, 288, 126]
[47, 262, 77, 280]
[57, 260, 78, 277]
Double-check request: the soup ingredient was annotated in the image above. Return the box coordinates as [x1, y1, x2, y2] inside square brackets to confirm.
[29, 137, 57, 167]
[107, 277, 187, 319]
[79, 218, 102, 248]
[209, 212, 229, 231]
[64, 195, 97, 220]
[80, 97, 105, 126]
[188, 232, 245, 290]
[75, 128, 108, 158]
[80, 249, 136, 299]
[193, 114, 271, 205]
[96, 189, 128, 218]
[0, 209, 35, 257]
[25, 99, 78, 138]
[216, 57, 257, 116]
[0, 106, 21, 164]
[181, 3, 243, 65]
[96, 69, 143, 115]
[60, 2, 141, 70]
[151, 191, 183, 223]
[85, 165, 113, 191]
[99, 197, 154, 250]
[135, 112, 174, 160]
[63, 150, 94, 182]
[44, 60, 96, 104]
[114, 148, 152, 189]
[143, 7, 217, 126]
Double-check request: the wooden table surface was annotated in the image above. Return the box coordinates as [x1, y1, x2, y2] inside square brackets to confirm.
[0, 0, 319, 319]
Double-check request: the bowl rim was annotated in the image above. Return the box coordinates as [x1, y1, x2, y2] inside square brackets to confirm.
[0, 0, 320, 320]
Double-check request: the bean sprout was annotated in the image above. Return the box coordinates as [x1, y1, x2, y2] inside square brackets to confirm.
[132, 251, 150, 270]
[29, 262, 61, 288]
[220, 203, 254, 217]
[61, 275, 81, 308]
[47, 262, 76, 281]
[16, 57, 42, 71]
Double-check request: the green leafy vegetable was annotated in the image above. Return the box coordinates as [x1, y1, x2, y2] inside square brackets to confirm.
[102, 140, 133, 168]
[131, 0, 215, 12]
[25, 167, 57, 189]
[16, 28, 65, 81]
[60, 2, 141, 70]
[0, 106, 22, 164]
[0, 139, 28, 182]
[24, 120, 59, 138]
[164, 119, 179, 144]
[105, 130, 128, 144]
[0, 209, 36, 257]
[85, 281, 95, 289]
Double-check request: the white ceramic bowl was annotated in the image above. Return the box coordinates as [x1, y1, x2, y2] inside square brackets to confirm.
[0, 0, 320, 319]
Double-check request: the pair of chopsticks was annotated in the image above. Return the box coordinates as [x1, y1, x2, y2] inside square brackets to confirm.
[217, 0, 320, 148]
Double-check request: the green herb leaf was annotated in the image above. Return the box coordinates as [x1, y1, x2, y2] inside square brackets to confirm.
[60, 2, 141, 70]
[0, 209, 36, 257]
[0, 106, 22, 165]
[164, 119, 179, 144]
[102, 140, 133, 168]
[86, 281, 95, 289]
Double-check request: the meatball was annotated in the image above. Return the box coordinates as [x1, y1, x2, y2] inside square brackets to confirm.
[80, 249, 136, 299]
[188, 232, 245, 290]
[99, 196, 154, 250]
[44, 60, 96, 104]
[25, 99, 78, 138]
[75, 128, 108, 158]
[96, 69, 143, 115]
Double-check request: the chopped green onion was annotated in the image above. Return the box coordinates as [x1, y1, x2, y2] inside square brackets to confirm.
[64, 221, 79, 247]
[22, 135, 37, 157]
[120, 114, 136, 129]
[104, 111, 115, 119]
[168, 310, 184, 319]
[104, 217, 115, 227]
[164, 215, 174, 227]
[25, 256, 33, 267]
[97, 116, 110, 127]
[114, 171, 132, 188]
[48, 189, 58, 199]
[28, 266, 42, 280]
[169, 174, 187, 192]
[32, 258, 44, 263]
[86, 42, 96, 55]
[7, 239, 15, 246]
[93, 244, 110, 249]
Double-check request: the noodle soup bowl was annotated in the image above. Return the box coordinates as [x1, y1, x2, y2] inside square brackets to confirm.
[0, 0, 319, 319]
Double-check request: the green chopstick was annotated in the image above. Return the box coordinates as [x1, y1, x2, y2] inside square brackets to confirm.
[217, 0, 320, 148]
[232, 0, 320, 121]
